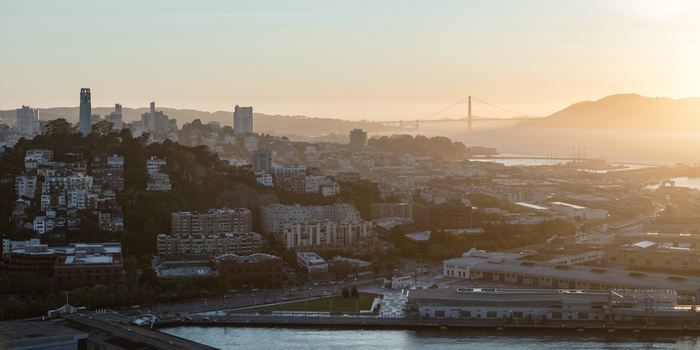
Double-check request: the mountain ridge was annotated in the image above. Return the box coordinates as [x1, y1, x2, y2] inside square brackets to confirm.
[525, 93, 700, 130]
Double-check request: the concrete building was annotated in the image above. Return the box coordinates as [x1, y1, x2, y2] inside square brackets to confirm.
[146, 156, 166, 175]
[234, 105, 253, 135]
[15, 175, 37, 198]
[408, 288, 681, 322]
[550, 201, 608, 220]
[2, 238, 40, 257]
[603, 240, 700, 274]
[79, 88, 91, 136]
[15, 105, 40, 136]
[146, 173, 172, 191]
[256, 173, 274, 187]
[371, 202, 413, 220]
[253, 148, 272, 173]
[444, 248, 700, 295]
[349, 128, 368, 151]
[272, 165, 307, 193]
[260, 203, 362, 235]
[104, 103, 123, 130]
[296, 251, 328, 273]
[156, 232, 263, 257]
[282, 220, 374, 250]
[146, 156, 171, 191]
[171, 208, 253, 236]
[53, 243, 124, 289]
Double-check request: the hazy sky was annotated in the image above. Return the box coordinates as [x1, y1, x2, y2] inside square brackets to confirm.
[2, 0, 699, 120]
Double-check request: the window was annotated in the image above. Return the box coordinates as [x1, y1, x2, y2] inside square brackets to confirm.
[459, 310, 471, 318]
[512, 311, 523, 319]
[578, 312, 589, 320]
[435, 310, 446, 318]
[486, 311, 497, 318]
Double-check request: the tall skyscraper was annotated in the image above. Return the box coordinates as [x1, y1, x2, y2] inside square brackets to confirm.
[233, 105, 253, 135]
[79, 88, 91, 136]
[15, 105, 39, 136]
[349, 128, 368, 151]
[105, 103, 123, 130]
[253, 148, 272, 173]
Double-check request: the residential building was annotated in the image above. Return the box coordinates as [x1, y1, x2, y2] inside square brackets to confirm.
[371, 202, 412, 220]
[171, 208, 253, 236]
[15, 105, 40, 136]
[253, 148, 272, 173]
[272, 165, 306, 193]
[156, 232, 263, 257]
[282, 220, 374, 249]
[233, 105, 253, 135]
[15, 175, 37, 198]
[260, 203, 362, 235]
[349, 128, 368, 151]
[146, 156, 166, 175]
[104, 103, 123, 130]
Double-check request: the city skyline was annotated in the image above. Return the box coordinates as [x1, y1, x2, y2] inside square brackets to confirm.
[2, 0, 700, 120]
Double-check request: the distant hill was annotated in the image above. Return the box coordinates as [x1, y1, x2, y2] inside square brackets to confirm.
[524, 94, 700, 130]
[0, 107, 393, 136]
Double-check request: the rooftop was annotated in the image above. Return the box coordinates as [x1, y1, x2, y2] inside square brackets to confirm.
[550, 201, 587, 210]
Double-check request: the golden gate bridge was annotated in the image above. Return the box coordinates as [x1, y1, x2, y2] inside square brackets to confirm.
[380, 96, 543, 130]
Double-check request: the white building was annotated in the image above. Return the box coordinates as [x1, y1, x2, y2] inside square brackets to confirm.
[296, 252, 328, 273]
[146, 156, 167, 175]
[550, 202, 608, 220]
[260, 203, 362, 235]
[33, 216, 55, 234]
[2, 238, 41, 257]
[147, 173, 172, 191]
[282, 220, 374, 249]
[66, 173, 93, 191]
[256, 173, 274, 187]
[15, 105, 40, 136]
[15, 175, 37, 199]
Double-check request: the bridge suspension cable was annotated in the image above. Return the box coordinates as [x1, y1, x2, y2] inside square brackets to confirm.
[470, 96, 531, 116]
[417, 96, 531, 121]
[418, 96, 470, 121]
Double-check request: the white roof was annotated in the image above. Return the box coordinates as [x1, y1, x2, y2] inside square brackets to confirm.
[632, 240, 657, 249]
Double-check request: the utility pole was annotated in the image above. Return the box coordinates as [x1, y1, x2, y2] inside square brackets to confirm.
[468, 96, 472, 132]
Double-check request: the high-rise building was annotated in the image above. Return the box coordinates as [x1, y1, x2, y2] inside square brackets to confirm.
[233, 105, 253, 135]
[15, 105, 39, 136]
[105, 103, 123, 130]
[79, 88, 91, 136]
[253, 148, 272, 173]
[141, 101, 173, 134]
[349, 128, 368, 151]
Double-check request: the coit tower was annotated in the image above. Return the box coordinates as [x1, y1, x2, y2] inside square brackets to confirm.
[79, 88, 91, 136]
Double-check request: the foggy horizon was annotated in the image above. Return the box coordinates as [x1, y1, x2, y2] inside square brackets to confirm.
[3, 0, 700, 120]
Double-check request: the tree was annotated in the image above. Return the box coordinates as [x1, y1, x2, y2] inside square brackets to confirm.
[342, 287, 350, 298]
[350, 285, 359, 299]
[44, 118, 75, 135]
[91, 120, 115, 136]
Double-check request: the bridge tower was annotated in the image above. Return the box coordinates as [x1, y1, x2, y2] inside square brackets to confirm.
[468, 96, 472, 131]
